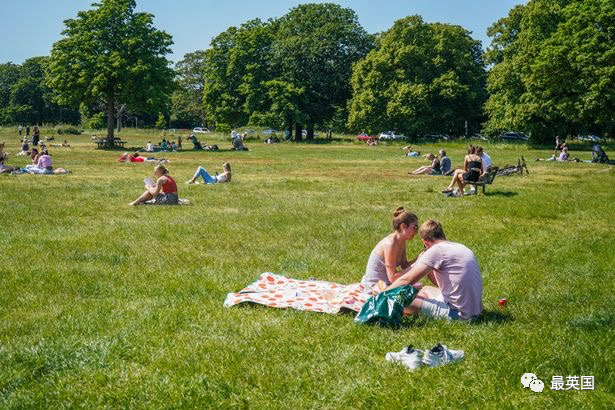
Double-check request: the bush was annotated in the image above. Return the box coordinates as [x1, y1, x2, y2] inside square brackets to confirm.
[216, 123, 231, 133]
[57, 126, 82, 135]
[87, 112, 106, 130]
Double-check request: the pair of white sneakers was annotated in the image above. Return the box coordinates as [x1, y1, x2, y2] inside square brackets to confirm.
[385, 344, 464, 371]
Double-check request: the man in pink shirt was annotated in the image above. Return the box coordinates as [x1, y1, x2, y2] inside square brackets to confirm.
[385, 219, 483, 321]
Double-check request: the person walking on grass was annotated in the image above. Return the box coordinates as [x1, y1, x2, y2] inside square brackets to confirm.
[360, 207, 420, 292]
[383, 219, 483, 321]
[129, 164, 178, 205]
[186, 162, 232, 184]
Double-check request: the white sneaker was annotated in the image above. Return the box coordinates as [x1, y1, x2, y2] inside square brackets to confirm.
[385, 346, 424, 371]
[422, 343, 464, 368]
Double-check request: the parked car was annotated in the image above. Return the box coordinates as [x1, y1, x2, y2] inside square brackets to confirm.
[501, 131, 529, 141]
[577, 135, 603, 142]
[379, 131, 408, 141]
[469, 133, 488, 141]
[357, 132, 377, 142]
[262, 129, 278, 135]
[193, 127, 211, 134]
[424, 133, 451, 141]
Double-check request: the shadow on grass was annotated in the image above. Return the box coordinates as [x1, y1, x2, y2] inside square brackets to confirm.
[484, 191, 518, 197]
[473, 309, 514, 325]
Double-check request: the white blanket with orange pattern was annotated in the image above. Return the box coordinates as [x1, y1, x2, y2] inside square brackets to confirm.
[224, 272, 370, 314]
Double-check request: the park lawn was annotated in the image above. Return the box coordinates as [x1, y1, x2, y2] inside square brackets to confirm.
[1, 129, 614, 408]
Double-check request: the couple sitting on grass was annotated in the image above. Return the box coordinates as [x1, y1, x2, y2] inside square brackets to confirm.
[129, 162, 232, 206]
[361, 208, 483, 321]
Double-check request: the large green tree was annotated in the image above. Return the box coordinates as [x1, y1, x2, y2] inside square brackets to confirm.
[272, 3, 373, 140]
[484, 0, 615, 142]
[347, 15, 486, 139]
[46, 0, 174, 144]
[171, 50, 207, 128]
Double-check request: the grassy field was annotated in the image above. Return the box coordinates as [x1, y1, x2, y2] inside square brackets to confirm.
[1, 127, 614, 408]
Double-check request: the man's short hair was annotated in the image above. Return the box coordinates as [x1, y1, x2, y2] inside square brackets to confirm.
[419, 219, 446, 241]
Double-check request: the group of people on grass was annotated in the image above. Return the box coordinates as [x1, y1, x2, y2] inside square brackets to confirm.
[128, 162, 232, 206]
[145, 138, 182, 152]
[361, 207, 483, 321]
[0, 141, 69, 175]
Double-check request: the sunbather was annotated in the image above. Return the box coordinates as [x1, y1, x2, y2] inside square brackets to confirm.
[118, 152, 167, 163]
[129, 164, 178, 205]
[409, 153, 441, 175]
[186, 162, 231, 184]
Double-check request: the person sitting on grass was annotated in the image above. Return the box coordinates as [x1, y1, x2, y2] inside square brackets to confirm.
[0, 143, 17, 173]
[186, 162, 232, 185]
[188, 133, 203, 150]
[18, 138, 30, 155]
[360, 207, 420, 292]
[442, 145, 483, 196]
[409, 153, 441, 175]
[145, 141, 155, 152]
[232, 133, 249, 151]
[439, 149, 452, 175]
[382, 219, 483, 321]
[536, 146, 578, 162]
[24, 149, 69, 175]
[129, 164, 178, 206]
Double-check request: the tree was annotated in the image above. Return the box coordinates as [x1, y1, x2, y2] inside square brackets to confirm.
[484, 0, 615, 142]
[46, 0, 174, 145]
[272, 3, 373, 140]
[171, 50, 207, 127]
[347, 16, 486, 139]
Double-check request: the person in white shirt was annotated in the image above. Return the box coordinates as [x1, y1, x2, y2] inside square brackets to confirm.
[477, 146, 492, 171]
[145, 141, 154, 152]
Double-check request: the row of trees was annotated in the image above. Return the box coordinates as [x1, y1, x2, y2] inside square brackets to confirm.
[0, 0, 612, 144]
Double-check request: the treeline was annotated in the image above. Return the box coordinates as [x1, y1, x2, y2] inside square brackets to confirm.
[0, 0, 613, 143]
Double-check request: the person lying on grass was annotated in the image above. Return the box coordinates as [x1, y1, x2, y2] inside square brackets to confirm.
[381, 219, 483, 322]
[442, 145, 483, 196]
[186, 162, 232, 185]
[118, 152, 168, 163]
[360, 207, 421, 292]
[129, 164, 178, 206]
[409, 153, 441, 175]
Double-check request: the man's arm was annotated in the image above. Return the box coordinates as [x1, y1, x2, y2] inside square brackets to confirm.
[386, 262, 433, 291]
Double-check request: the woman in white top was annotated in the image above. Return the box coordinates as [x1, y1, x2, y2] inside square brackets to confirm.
[186, 162, 232, 184]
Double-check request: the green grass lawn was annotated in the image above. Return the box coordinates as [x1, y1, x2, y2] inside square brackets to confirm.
[1, 128, 614, 408]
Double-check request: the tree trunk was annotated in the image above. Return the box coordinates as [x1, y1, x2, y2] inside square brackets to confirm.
[106, 93, 115, 146]
[306, 121, 314, 141]
[294, 124, 302, 142]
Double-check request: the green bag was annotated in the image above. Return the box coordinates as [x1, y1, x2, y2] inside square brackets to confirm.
[354, 285, 418, 327]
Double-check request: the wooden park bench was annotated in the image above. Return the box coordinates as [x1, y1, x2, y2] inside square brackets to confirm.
[95, 138, 127, 149]
[469, 166, 499, 194]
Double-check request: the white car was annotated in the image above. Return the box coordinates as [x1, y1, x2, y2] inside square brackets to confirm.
[193, 127, 210, 134]
[262, 129, 278, 135]
[379, 131, 407, 141]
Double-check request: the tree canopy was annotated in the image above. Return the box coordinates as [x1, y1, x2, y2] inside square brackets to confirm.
[171, 50, 208, 128]
[46, 0, 174, 142]
[202, 3, 373, 140]
[347, 15, 487, 139]
[484, 0, 615, 142]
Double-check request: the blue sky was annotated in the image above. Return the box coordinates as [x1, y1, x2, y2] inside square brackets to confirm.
[0, 0, 527, 64]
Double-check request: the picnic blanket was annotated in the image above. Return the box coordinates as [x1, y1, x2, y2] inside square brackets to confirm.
[224, 272, 371, 314]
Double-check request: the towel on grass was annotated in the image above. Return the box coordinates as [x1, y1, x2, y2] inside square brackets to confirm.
[224, 272, 371, 314]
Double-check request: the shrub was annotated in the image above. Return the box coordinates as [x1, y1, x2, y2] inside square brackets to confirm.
[57, 126, 82, 135]
[216, 123, 231, 133]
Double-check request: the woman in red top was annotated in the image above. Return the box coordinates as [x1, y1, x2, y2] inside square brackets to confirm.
[129, 164, 179, 205]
